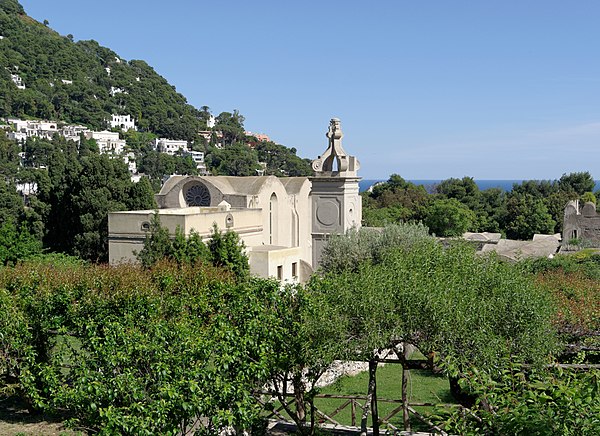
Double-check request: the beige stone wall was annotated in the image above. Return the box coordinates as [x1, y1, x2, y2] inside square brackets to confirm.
[249, 246, 303, 283]
[109, 173, 332, 282]
[108, 207, 263, 265]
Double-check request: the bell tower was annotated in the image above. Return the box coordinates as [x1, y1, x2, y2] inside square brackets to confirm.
[310, 118, 361, 267]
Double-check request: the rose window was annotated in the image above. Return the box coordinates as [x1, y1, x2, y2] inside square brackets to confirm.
[185, 183, 211, 206]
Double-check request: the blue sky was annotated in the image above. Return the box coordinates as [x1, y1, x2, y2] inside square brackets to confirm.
[18, 0, 600, 180]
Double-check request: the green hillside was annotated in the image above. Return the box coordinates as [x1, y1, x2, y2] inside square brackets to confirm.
[0, 0, 206, 140]
[0, 0, 313, 176]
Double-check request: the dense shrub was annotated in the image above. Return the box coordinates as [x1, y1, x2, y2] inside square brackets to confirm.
[315, 227, 557, 369]
[440, 366, 600, 435]
[0, 261, 288, 434]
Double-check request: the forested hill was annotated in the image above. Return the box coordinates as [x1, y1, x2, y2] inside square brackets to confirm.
[0, 0, 207, 140]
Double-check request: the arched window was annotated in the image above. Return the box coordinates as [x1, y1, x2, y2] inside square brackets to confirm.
[185, 183, 211, 206]
[269, 193, 278, 244]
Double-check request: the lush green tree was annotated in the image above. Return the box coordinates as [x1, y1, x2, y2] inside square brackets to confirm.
[138, 151, 198, 182]
[474, 187, 506, 232]
[121, 130, 157, 153]
[0, 262, 294, 433]
[0, 219, 42, 265]
[512, 179, 559, 198]
[22, 137, 55, 168]
[581, 191, 596, 204]
[559, 171, 595, 195]
[0, 181, 23, 225]
[127, 177, 157, 210]
[425, 198, 476, 237]
[436, 176, 479, 201]
[313, 226, 557, 433]
[136, 212, 174, 267]
[137, 217, 248, 277]
[255, 140, 313, 176]
[208, 224, 249, 279]
[320, 223, 431, 274]
[0, 134, 21, 177]
[362, 174, 430, 226]
[435, 177, 510, 233]
[207, 142, 261, 176]
[265, 284, 345, 434]
[442, 367, 600, 435]
[503, 193, 556, 240]
[214, 110, 245, 146]
[544, 190, 577, 235]
[31, 138, 154, 261]
[0, 0, 25, 14]
[0, 286, 33, 399]
[71, 154, 147, 261]
[361, 203, 412, 227]
[315, 226, 557, 369]
[172, 227, 210, 266]
[174, 154, 199, 176]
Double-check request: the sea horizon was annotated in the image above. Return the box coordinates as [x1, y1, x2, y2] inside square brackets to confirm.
[359, 179, 600, 193]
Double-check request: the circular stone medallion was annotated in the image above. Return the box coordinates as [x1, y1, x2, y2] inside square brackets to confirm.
[316, 200, 339, 226]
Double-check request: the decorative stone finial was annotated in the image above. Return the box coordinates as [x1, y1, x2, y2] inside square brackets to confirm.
[312, 118, 360, 177]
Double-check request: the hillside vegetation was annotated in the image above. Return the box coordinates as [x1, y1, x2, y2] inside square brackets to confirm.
[0, 0, 312, 177]
[0, 0, 206, 140]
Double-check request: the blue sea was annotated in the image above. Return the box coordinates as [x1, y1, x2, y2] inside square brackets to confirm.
[359, 179, 600, 193]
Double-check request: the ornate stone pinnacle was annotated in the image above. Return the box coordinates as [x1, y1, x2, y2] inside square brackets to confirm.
[312, 118, 360, 177]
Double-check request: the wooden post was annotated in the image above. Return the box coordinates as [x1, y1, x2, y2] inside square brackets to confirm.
[360, 388, 372, 435]
[310, 398, 315, 436]
[401, 343, 411, 432]
[370, 359, 379, 436]
[351, 399, 356, 427]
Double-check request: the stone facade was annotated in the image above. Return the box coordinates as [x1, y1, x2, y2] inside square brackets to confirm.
[310, 118, 361, 266]
[563, 200, 600, 246]
[108, 119, 361, 283]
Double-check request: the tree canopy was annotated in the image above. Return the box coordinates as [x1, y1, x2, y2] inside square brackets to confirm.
[363, 172, 596, 239]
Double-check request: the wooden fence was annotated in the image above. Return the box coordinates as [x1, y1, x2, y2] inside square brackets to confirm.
[256, 350, 600, 435]
[256, 349, 453, 435]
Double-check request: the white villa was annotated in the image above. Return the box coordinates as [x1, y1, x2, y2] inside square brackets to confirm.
[182, 150, 207, 174]
[11, 73, 25, 89]
[109, 114, 136, 131]
[153, 138, 188, 155]
[84, 130, 126, 155]
[6, 119, 58, 141]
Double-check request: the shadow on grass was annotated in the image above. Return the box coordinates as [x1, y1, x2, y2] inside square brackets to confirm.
[0, 394, 75, 433]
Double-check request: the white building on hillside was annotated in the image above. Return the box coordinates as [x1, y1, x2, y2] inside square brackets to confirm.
[11, 74, 25, 89]
[182, 150, 207, 174]
[124, 152, 137, 173]
[6, 119, 58, 141]
[109, 114, 136, 131]
[207, 115, 216, 129]
[4, 118, 90, 144]
[153, 138, 188, 155]
[6, 131, 27, 142]
[62, 124, 89, 143]
[85, 130, 126, 155]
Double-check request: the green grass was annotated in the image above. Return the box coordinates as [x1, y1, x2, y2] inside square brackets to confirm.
[267, 364, 456, 431]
